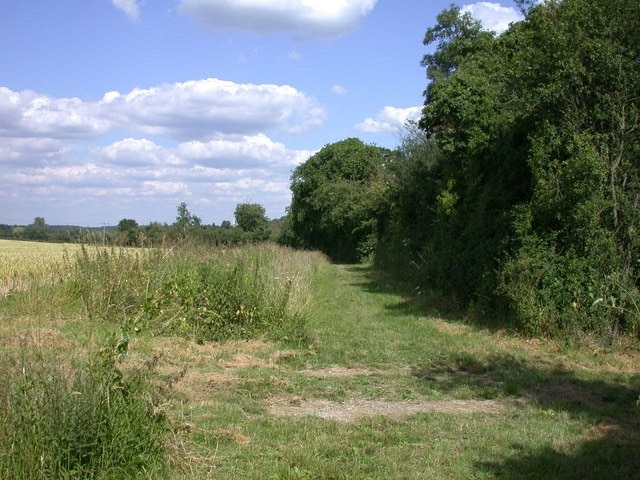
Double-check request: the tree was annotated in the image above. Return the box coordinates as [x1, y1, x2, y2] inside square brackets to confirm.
[12, 227, 24, 239]
[234, 203, 269, 240]
[26, 217, 48, 241]
[289, 138, 393, 262]
[173, 202, 202, 238]
[395, 0, 640, 337]
[117, 218, 139, 246]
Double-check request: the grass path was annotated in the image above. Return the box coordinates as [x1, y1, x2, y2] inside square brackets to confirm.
[164, 263, 640, 479]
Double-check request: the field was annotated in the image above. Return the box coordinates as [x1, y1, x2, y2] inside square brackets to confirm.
[1, 240, 639, 478]
[0, 239, 81, 296]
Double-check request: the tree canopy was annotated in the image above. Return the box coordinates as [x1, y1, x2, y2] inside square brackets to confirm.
[376, 0, 640, 337]
[234, 203, 269, 240]
[288, 138, 393, 262]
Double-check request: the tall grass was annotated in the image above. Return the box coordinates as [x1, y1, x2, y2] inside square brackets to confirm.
[0, 339, 168, 479]
[67, 243, 323, 344]
[0, 241, 327, 479]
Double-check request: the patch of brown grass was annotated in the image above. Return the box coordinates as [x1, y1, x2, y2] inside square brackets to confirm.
[216, 426, 251, 446]
[267, 395, 512, 422]
[172, 371, 239, 402]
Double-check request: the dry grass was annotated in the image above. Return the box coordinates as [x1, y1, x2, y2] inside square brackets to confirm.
[267, 396, 513, 422]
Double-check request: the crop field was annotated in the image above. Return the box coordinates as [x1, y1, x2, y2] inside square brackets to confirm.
[1, 240, 639, 479]
[0, 239, 80, 297]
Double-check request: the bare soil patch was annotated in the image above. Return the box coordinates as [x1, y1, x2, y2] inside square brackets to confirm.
[268, 396, 511, 422]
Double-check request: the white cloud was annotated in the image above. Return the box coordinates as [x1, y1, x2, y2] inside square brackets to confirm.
[331, 84, 347, 95]
[91, 134, 313, 172]
[0, 138, 69, 165]
[0, 78, 322, 224]
[93, 138, 184, 167]
[356, 106, 421, 133]
[0, 78, 325, 149]
[461, 2, 523, 34]
[101, 78, 326, 138]
[5, 163, 119, 187]
[111, 0, 140, 21]
[177, 133, 314, 167]
[0, 87, 111, 139]
[178, 0, 377, 39]
[141, 181, 190, 196]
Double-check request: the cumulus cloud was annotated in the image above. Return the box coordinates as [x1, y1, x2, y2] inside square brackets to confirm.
[0, 138, 69, 165]
[101, 78, 326, 139]
[2, 130, 311, 224]
[111, 0, 140, 21]
[0, 87, 111, 139]
[92, 134, 313, 172]
[93, 138, 184, 167]
[356, 106, 421, 133]
[4, 163, 120, 187]
[0, 77, 323, 224]
[177, 133, 314, 167]
[178, 0, 377, 39]
[461, 2, 523, 34]
[0, 78, 325, 150]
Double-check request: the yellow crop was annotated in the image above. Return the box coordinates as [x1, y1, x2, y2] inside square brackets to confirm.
[0, 240, 80, 296]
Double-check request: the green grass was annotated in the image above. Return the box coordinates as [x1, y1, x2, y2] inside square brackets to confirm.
[0, 338, 168, 479]
[1, 243, 640, 478]
[156, 262, 640, 479]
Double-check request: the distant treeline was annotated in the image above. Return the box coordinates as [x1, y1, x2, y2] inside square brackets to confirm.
[2, 202, 284, 246]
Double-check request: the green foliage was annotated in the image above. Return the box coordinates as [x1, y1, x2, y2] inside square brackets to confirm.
[375, 0, 640, 339]
[141, 250, 298, 342]
[234, 202, 270, 240]
[117, 218, 139, 245]
[66, 244, 320, 345]
[289, 138, 393, 263]
[68, 244, 155, 322]
[420, 4, 494, 81]
[172, 202, 202, 239]
[0, 341, 168, 479]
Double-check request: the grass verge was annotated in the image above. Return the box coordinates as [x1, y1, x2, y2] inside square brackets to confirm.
[1, 242, 639, 478]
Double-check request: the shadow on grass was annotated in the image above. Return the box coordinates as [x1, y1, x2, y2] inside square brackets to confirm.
[477, 436, 640, 479]
[342, 264, 640, 479]
[411, 352, 640, 479]
[341, 263, 502, 329]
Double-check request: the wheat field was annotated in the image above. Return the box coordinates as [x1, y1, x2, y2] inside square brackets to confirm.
[0, 239, 78, 297]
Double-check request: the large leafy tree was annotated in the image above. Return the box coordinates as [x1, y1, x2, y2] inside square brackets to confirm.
[379, 0, 640, 337]
[498, 0, 640, 335]
[234, 203, 269, 240]
[289, 138, 393, 262]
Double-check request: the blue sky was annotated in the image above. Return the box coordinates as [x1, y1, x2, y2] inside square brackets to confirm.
[0, 0, 523, 226]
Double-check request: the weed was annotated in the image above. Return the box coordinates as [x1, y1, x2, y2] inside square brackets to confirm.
[0, 338, 168, 479]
